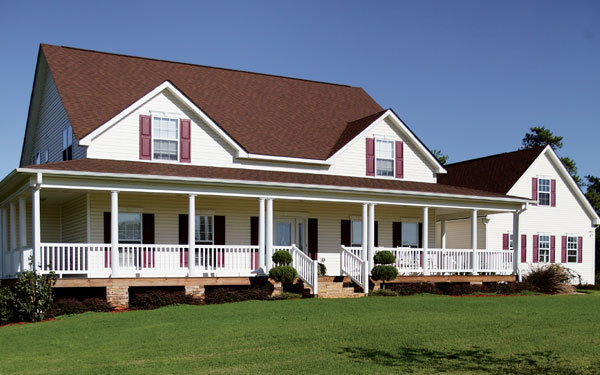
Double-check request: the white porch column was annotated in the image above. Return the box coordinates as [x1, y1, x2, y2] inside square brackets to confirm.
[9, 202, 17, 273]
[110, 191, 121, 277]
[188, 194, 197, 276]
[440, 219, 446, 250]
[367, 203, 375, 271]
[265, 198, 273, 271]
[19, 197, 27, 272]
[32, 186, 41, 272]
[512, 211, 520, 278]
[361, 203, 368, 261]
[258, 198, 266, 273]
[471, 209, 478, 275]
[422, 207, 429, 275]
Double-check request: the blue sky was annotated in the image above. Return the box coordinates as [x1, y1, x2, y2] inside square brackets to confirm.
[0, 0, 598, 180]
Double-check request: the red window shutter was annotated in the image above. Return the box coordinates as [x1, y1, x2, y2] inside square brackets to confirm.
[561, 236, 567, 263]
[533, 235, 539, 263]
[366, 138, 375, 176]
[550, 179, 556, 207]
[395, 141, 404, 179]
[521, 234, 526, 262]
[180, 119, 191, 163]
[550, 235, 555, 263]
[532, 177, 538, 204]
[577, 236, 583, 263]
[340, 220, 351, 246]
[139, 115, 152, 160]
[308, 218, 318, 261]
[502, 233, 509, 250]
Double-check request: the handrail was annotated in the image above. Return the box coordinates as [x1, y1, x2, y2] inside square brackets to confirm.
[289, 245, 318, 295]
[341, 246, 367, 293]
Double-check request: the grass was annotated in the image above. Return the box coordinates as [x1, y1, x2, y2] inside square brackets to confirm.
[1, 293, 600, 374]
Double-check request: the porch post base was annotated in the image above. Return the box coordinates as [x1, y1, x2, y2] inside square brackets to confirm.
[185, 285, 205, 301]
[106, 286, 129, 310]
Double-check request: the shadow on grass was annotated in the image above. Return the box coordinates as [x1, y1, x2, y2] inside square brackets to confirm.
[339, 346, 598, 375]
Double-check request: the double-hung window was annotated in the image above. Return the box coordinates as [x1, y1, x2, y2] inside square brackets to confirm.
[538, 178, 551, 206]
[567, 236, 578, 263]
[62, 126, 73, 161]
[509, 234, 513, 250]
[375, 139, 394, 177]
[153, 117, 178, 161]
[351, 219, 362, 247]
[538, 235, 550, 263]
[118, 213, 142, 244]
[195, 215, 214, 244]
[401, 222, 419, 248]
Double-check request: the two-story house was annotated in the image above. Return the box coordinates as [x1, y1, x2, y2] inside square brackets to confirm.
[0, 45, 595, 306]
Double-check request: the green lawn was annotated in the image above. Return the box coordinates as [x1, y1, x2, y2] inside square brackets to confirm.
[1, 292, 600, 375]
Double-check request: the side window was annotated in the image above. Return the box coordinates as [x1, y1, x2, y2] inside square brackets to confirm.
[118, 213, 142, 244]
[401, 222, 419, 248]
[195, 215, 214, 244]
[62, 126, 73, 161]
[567, 236, 578, 263]
[350, 219, 362, 247]
[538, 235, 550, 262]
[508, 233, 513, 250]
[33, 151, 41, 165]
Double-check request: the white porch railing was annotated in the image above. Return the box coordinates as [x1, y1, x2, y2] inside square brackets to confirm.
[193, 245, 259, 275]
[289, 245, 318, 294]
[477, 250, 514, 274]
[341, 246, 367, 292]
[427, 249, 472, 273]
[39, 243, 112, 277]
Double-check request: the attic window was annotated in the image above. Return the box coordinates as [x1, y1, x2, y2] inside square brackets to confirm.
[153, 116, 178, 161]
[62, 126, 73, 161]
[375, 139, 394, 177]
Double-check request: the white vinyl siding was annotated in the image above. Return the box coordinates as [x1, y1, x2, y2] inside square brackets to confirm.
[60, 194, 88, 243]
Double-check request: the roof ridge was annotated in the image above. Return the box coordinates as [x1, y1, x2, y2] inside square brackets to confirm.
[445, 146, 546, 167]
[42, 44, 356, 89]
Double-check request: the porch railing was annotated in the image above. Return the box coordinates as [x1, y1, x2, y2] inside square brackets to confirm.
[193, 245, 259, 275]
[289, 245, 318, 294]
[341, 246, 367, 292]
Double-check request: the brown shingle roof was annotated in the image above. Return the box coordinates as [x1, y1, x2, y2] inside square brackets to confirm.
[24, 158, 513, 199]
[41, 44, 384, 160]
[437, 146, 546, 194]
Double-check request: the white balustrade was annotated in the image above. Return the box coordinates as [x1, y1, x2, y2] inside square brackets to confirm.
[341, 246, 366, 290]
[194, 245, 259, 275]
[289, 245, 318, 294]
[477, 250, 513, 274]
[39, 243, 111, 277]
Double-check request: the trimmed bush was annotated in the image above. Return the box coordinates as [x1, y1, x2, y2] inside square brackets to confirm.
[269, 265, 298, 283]
[204, 286, 272, 304]
[370, 289, 398, 297]
[12, 270, 57, 322]
[389, 283, 442, 296]
[0, 287, 14, 325]
[272, 250, 292, 266]
[83, 298, 113, 312]
[48, 299, 87, 316]
[524, 264, 574, 294]
[130, 290, 198, 310]
[373, 250, 395, 265]
[318, 262, 327, 276]
[371, 265, 398, 285]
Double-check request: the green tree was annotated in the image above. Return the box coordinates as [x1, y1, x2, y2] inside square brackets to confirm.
[431, 149, 449, 165]
[520, 126, 581, 187]
[521, 126, 563, 151]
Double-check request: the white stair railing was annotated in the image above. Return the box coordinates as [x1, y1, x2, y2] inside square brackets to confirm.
[289, 245, 318, 295]
[341, 246, 367, 293]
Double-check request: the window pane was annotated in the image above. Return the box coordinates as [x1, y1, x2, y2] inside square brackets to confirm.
[351, 220, 362, 246]
[154, 140, 178, 160]
[401, 222, 418, 247]
[539, 235, 550, 262]
[195, 215, 213, 243]
[376, 140, 393, 159]
[276, 222, 291, 246]
[376, 159, 394, 176]
[118, 213, 141, 243]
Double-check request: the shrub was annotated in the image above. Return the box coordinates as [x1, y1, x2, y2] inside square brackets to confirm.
[272, 250, 292, 266]
[577, 284, 600, 291]
[486, 282, 530, 295]
[373, 250, 395, 265]
[48, 298, 115, 317]
[524, 264, 575, 294]
[370, 289, 398, 297]
[83, 298, 113, 312]
[389, 283, 441, 296]
[204, 286, 272, 304]
[0, 287, 14, 325]
[130, 290, 198, 310]
[269, 265, 298, 283]
[12, 270, 57, 322]
[371, 265, 398, 282]
[271, 292, 302, 300]
[318, 262, 327, 276]
[439, 283, 484, 296]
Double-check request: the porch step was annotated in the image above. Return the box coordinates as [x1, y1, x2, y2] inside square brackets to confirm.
[317, 278, 365, 299]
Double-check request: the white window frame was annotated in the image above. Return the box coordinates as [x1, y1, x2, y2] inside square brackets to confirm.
[375, 138, 395, 177]
[195, 214, 214, 245]
[62, 126, 73, 161]
[538, 177, 551, 206]
[350, 218, 362, 247]
[152, 116, 179, 161]
[401, 222, 419, 248]
[566, 236, 578, 263]
[508, 233, 513, 251]
[118, 212, 142, 244]
[538, 234, 550, 263]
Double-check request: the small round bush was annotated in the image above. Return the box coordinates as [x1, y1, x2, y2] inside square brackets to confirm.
[371, 265, 398, 282]
[269, 265, 298, 283]
[272, 250, 293, 266]
[373, 250, 395, 265]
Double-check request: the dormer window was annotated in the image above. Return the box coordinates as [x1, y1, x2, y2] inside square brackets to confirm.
[375, 139, 394, 177]
[62, 126, 73, 161]
[153, 116, 179, 161]
[538, 178, 551, 206]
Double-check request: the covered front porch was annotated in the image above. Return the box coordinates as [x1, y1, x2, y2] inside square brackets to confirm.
[0, 170, 528, 296]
